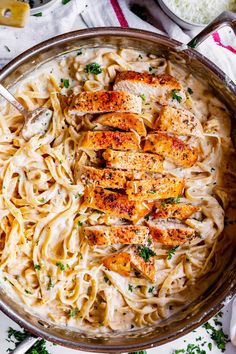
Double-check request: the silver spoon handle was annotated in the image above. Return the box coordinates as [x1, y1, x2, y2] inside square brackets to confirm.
[0, 83, 28, 116]
[11, 336, 39, 354]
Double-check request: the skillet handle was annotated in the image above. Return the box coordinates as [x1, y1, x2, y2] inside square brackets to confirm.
[188, 11, 236, 49]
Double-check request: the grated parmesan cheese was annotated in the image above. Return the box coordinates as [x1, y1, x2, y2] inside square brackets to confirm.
[164, 0, 236, 24]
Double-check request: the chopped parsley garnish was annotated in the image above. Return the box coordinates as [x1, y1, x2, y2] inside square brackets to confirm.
[77, 50, 82, 55]
[62, 0, 71, 4]
[61, 78, 70, 88]
[161, 196, 181, 206]
[47, 276, 54, 290]
[187, 87, 193, 95]
[7, 327, 49, 353]
[25, 289, 32, 294]
[78, 221, 83, 226]
[148, 286, 155, 293]
[104, 276, 109, 283]
[128, 284, 133, 292]
[34, 264, 41, 270]
[140, 94, 146, 101]
[92, 125, 98, 131]
[147, 238, 152, 246]
[39, 198, 45, 203]
[85, 63, 102, 75]
[69, 307, 79, 318]
[56, 262, 65, 271]
[138, 246, 156, 262]
[167, 246, 179, 260]
[208, 343, 212, 351]
[128, 351, 147, 354]
[149, 190, 157, 194]
[203, 322, 228, 352]
[171, 89, 182, 103]
[144, 215, 150, 221]
[33, 12, 43, 17]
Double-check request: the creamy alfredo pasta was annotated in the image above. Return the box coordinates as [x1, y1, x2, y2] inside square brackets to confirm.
[0, 47, 235, 333]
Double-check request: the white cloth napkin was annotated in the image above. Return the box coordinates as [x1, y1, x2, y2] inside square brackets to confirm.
[0, 0, 235, 345]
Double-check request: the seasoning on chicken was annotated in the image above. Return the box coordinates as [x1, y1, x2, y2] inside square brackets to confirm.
[83, 186, 152, 223]
[80, 166, 129, 189]
[103, 149, 164, 173]
[79, 131, 140, 150]
[103, 252, 131, 276]
[148, 220, 196, 246]
[154, 202, 199, 220]
[130, 245, 155, 282]
[144, 133, 198, 167]
[113, 71, 186, 107]
[154, 106, 203, 136]
[96, 112, 147, 136]
[84, 225, 149, 246]
[68, 91, 142, 115]
[126, 177, 185, 201]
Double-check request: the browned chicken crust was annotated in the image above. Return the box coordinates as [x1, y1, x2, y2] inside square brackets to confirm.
[103, 252, 131, 276]
[84, 225, 149, 246]
[148, 222, 195, 246]
[144, 133, 198, 167]
[113, 71, 185, 106]
[79, 131, 140, 150]
[102, 247, 155, 281]
[154, 203, 199, 220]
[103, 149, 164, 173]
[126, 177, 185, 201]
[83, 186, 152, 222]
[81, 166, 128, 189]
[155, 106, 203, 136]
[130, 246, 155, 282]
[68, 91, 142, 114]
[96, 112, 147, 136]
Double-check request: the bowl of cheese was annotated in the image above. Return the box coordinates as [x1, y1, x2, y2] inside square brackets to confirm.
[158, 0, 236, 29]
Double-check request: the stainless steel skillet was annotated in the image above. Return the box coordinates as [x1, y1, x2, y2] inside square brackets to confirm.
[0, 11, 236, 354]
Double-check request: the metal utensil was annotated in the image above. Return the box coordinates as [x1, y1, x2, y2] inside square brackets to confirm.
[0, 83, 52, 140]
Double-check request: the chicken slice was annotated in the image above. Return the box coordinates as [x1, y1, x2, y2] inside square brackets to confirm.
[154, 106, 203, 136]
[148, 220, 195, 246]
[68, 91, 142, 115]
[144, 133, 198, 167]
[96, 112, 147, 136]
[130, 245, 155, 282]
[113, 71, 186, 107]
[80, 166, 129, 189]
[83, 187, 152, 223]
[126, 177, 185, 201]
[103, 252, 131, 276]
[84, 225, 149, 246]
[103, 149, 164, 173]
[79, 131, 140, 151]
[154, 202, 200, 220]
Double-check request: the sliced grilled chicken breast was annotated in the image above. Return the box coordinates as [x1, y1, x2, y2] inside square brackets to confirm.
[84, 225, 149, 246]
[148, 220, 196, 246]
[103, 149, 164, 173]
[102, 246, 155, 281]
[103, 252, 131, 276]
[96, 112, 147, 136]
[113, 71, 186, 107]
[68, 91, 142, 115]
[144, 133, 198, 167]
[154, 106, 203, 136]
[79, 131, 140, 150]
[80, 166, 129, 189]
[154, 202, 199, 220]
[83, 187, 152, 223]
[130, 246, 155, 282]
[126, 177, 185, 201]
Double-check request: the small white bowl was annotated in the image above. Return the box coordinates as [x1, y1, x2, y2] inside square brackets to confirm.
[158, 0, 206, 30]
